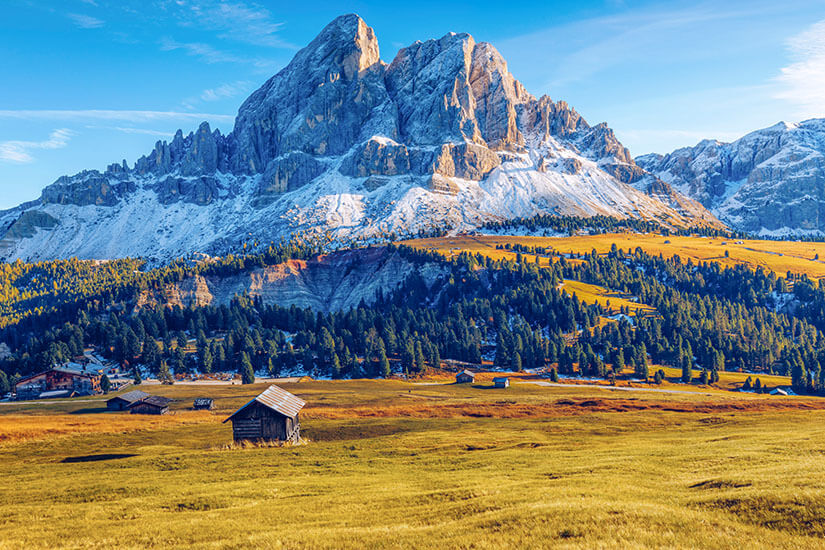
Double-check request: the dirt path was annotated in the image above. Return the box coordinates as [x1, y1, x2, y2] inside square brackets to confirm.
[521, 380, 715, 396]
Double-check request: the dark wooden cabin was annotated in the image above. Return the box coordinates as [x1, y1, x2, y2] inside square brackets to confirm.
[493, 377, 510, 388]
[107, 390, 150, 411]
[455, 369, 475, 384]
[128, 395, 172, 415]
[223, 385, 305, 443]
[193, 397, 214, 410]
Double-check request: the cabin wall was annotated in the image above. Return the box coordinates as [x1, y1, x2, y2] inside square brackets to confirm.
[231, 402, 298, 442]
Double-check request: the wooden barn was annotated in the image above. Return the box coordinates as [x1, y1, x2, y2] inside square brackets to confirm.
[455, 369, 476, 384]
[223, 385, 305, 443]
[193, 398, 214, 410]
[128, 395, 172, 415]
[493, 377, 510, 388]
[107, 390, 150, 411]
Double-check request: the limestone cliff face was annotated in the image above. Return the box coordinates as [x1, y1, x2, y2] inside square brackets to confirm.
[137, 247, 444, 313]
[0, 13, 721, 263]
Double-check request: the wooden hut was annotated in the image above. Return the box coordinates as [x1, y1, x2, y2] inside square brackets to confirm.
[455, 369, 475, 384]
[128, 395, 172, 415]
[193, 397, 214, 410]
[223, 385, 305, 443]
[493, 377, 510, 388]
[107, 390, 150, 411]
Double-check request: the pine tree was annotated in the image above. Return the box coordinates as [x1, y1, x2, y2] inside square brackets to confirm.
[201, 346, 213, 374]
[634, 343, 649, 380]
[157, 360, 170, 384]
[414, 341, 425, 373]
[513, 352, 522, 372]
[100, 374, 111, 394]
[550, 367, 559, 382]
[240, 352, 255, 384]
[0, 370, 9, 394]
[680, 342, 693, 383]
[378, 345, 391, 378]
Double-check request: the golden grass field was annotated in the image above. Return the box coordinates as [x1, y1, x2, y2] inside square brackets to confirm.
[559, 279, 657, 317]
[405, 233, 825, 279]
[3, 379, 825, 549]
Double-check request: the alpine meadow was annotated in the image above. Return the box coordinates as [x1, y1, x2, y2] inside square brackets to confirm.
[3, 4, 825, 549]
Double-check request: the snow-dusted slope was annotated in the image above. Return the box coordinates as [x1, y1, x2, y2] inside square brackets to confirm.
[0, 14, 718, 263]
[637, 119, 825, 236]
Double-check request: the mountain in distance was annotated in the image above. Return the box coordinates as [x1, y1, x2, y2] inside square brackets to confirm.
[637, 119, 825, 237]
[0, 14, 719, 264]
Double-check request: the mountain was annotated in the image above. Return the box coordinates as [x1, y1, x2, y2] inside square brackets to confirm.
[0, 14, 718, 263]
[637, 119, 825, 236]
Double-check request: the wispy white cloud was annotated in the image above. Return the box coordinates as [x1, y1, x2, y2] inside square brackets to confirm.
[170, 0, 296, 49]
[67, 13, 104, 29]
[775, 19, 825, 118]
[111, 127, 176, 137]
[0, 109, 234, 123]
[498, 0, 788, 93]
[0, 129, 74, 164]
[159, 37, 246, 64]
[200, 80, 253, 102]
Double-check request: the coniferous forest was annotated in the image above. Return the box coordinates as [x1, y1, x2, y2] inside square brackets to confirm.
[3, 233, 825, 396]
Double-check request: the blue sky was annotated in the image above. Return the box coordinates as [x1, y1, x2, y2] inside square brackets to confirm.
[1, 0, 824, 209]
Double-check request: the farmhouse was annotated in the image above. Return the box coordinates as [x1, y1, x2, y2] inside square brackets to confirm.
[493, 377, 510, 388]
[455, 370, 475, 383]
[193, 398, 214, 410]
[128, 395, 172, 415]
[14, 364, 102, 400]
[107, 390, 150, 411]
[224, 385, 305, 443]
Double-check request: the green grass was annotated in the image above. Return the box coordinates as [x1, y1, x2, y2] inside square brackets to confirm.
[2, 380, 825, 548]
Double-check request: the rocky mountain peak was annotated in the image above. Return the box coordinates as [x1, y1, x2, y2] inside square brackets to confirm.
[0, 14, 722, 263]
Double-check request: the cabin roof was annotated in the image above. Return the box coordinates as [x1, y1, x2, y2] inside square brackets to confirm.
[458, 369, 475, 377]
[194, 397, 213, 405]
[109, 390, 150, 404]
[493, 377, 509, 382]
[128, 395, 172, 408]
[223, 385, 305, 423]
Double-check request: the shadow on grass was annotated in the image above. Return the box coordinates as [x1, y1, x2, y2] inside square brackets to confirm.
[61, 453, 138, 463]
[470, 384, 506, 390]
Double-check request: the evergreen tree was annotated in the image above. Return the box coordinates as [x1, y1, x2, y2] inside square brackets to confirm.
[414, 341, 425, 373]
[100, 374, 111, 394]
[0, 370, 9, 394]
[158, 360, 173, 384]
[240, 351, 255, 384]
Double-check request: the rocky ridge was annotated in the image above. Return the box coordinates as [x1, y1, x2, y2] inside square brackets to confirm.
[637, 119, 825, 235]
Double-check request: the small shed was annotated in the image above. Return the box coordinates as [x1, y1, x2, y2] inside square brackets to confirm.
[193, 397, 214, 410]
[128, 395, 172, 415]
[493, 377, 510, 388]
[107, 390, 150, 411]
[223, 385, 305, 443]
[456, 370, 476, 384]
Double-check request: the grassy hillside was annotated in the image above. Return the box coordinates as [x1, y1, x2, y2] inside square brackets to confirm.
[2, 379, 825, 549]
[405, 234, 825, 279]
